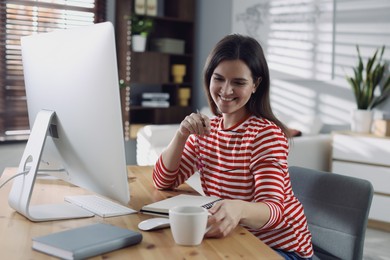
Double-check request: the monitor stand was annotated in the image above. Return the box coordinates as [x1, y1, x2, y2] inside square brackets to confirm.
[8, 110, 94, 222]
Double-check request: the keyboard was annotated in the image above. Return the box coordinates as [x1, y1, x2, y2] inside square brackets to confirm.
[64, 195, 137, 218]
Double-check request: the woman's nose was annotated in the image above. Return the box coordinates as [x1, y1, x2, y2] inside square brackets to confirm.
[220, 81, 234, 95]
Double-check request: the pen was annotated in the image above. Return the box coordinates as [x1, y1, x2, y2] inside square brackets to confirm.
[197, 109, 206, 127]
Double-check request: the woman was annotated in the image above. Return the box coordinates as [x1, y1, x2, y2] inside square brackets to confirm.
[152, 34, 313, 259]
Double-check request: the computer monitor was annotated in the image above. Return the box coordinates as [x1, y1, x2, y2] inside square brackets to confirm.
[8, 22, 130, 221]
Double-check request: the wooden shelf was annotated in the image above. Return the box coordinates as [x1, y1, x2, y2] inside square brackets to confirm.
[115, 0, 195, 128]
[130, 106, 193, 124]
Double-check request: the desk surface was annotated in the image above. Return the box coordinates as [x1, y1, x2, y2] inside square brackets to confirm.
[0, 166, 281, 259]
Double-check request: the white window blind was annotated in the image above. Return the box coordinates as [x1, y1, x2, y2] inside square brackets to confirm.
[266, 0, 334, 80]
[233, 0, 335, 80]
[0, 0, 106, 141]
[233, 0, 390, 80]
[333, 0, 390, 83]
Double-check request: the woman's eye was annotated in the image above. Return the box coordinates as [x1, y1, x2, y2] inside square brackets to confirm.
[233, 81, 246, 86]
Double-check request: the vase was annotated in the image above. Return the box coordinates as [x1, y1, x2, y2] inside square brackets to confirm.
[351, 109, 373, 133]
[132, 35, 147, 52]
[172, 64, 186, 83]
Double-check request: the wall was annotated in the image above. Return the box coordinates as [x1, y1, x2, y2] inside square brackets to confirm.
[193, 0, 233, 110]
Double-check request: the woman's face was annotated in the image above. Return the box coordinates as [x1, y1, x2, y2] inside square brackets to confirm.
[210, 59, 257, 119]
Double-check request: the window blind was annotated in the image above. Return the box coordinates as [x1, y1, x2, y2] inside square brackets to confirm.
[333, 0, 390, 83]
[232, 0, 334, 80]
[0, 0, 106, 142]
[233, 0, 389, 81]
[265, 0, 335, 80]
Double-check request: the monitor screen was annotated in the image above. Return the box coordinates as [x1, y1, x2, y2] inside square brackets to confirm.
[8, 22, 130, 221]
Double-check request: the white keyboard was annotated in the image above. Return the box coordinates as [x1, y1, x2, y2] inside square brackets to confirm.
[64, 195, 137, 218]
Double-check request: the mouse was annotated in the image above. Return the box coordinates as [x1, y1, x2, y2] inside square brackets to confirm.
[138, 217, 170, 231]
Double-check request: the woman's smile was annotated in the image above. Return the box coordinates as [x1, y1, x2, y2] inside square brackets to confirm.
[219, 95, 236, 102]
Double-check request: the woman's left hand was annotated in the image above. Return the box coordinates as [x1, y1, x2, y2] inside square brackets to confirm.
[205, 200, 243, 238]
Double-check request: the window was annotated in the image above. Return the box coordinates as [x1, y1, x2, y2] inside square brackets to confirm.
[333, 0, 390, 83]
[0, 0, 106, 141]
[233, 0, 335, 80]
[232, 0, 390, 125]
[232, 0, 390, 81]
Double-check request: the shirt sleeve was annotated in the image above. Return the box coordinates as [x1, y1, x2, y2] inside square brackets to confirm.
[250, 125, 289, 230]
[152, 134, 198, 189]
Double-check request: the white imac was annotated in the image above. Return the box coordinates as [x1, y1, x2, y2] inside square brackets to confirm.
[8, 22, 130, 221]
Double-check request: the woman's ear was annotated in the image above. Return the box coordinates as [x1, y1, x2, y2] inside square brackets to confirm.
[253, 77, 262, 92]
[257, 77, 262, 86]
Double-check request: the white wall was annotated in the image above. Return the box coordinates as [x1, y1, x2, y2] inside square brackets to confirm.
[193, 0, 233, 109]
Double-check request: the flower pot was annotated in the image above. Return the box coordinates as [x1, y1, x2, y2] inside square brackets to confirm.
[132, 35, 147, 52]
[351, 109, 373, 133]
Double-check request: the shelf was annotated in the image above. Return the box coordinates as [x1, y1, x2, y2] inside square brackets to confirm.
[130, 106, 193, 124]
[115, 0, 195, 129]
[134, 14, 194, 23]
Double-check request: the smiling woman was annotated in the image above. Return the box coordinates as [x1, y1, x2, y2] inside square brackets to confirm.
[152, 34, 314, 259]
[0, 0, 107, 142]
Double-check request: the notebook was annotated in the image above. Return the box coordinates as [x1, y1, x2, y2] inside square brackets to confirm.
[140, 194, 223, 217]
[32, 223, 142, 260]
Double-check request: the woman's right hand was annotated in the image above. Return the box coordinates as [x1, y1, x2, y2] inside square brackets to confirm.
[179, 111, 210, 137]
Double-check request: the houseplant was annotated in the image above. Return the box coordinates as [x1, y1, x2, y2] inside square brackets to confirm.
[346, 45, 390, 132]
[131, 15, 154, 52]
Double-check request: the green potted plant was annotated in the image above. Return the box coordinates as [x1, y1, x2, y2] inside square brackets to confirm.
[131, 15, 154, 52]
[346, 45, 390, 133]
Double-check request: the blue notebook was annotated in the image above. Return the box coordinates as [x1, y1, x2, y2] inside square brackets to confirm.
[32, 223, 142, 260]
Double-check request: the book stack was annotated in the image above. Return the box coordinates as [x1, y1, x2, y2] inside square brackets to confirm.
[151, 38, 185, 55]
[141, 92, 170, 108]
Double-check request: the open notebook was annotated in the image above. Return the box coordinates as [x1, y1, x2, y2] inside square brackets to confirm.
[140, 194, 222, 217]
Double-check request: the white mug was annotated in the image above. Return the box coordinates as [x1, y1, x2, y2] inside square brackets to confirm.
[169, 206, 209, 246]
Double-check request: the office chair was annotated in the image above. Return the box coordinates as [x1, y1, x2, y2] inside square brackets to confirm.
[289, 166, 374, 260]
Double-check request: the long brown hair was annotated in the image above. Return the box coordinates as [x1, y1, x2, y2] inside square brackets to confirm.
[203, 34, 290, 137]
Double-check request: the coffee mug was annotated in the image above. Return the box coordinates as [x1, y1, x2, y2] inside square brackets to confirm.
[169, 206, 209, 246]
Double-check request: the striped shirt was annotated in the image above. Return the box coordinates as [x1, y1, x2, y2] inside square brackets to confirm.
[153, 115, 313, 258]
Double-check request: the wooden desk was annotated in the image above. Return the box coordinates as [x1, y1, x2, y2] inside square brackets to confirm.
[0, 166, 281, 259]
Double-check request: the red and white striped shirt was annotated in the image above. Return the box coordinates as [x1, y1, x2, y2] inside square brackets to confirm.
[153, 115, 313, 258]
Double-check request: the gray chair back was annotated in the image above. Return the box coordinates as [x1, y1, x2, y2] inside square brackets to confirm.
[289, 166, 373, 260]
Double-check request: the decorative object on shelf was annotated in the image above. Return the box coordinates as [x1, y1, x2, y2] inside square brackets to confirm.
[172, 64, 186, 83]
[346, 45, 390, 133]
[134, 0, 146, 15]
[131, 15, 154, 52]
[135, 0, 163, 16]
[178, 87, 191, 106]
[151, 38, 185, 54]
[351, 109, 374, 133]
[372, 119, 390, 137]
[146, 0, 157, 16]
